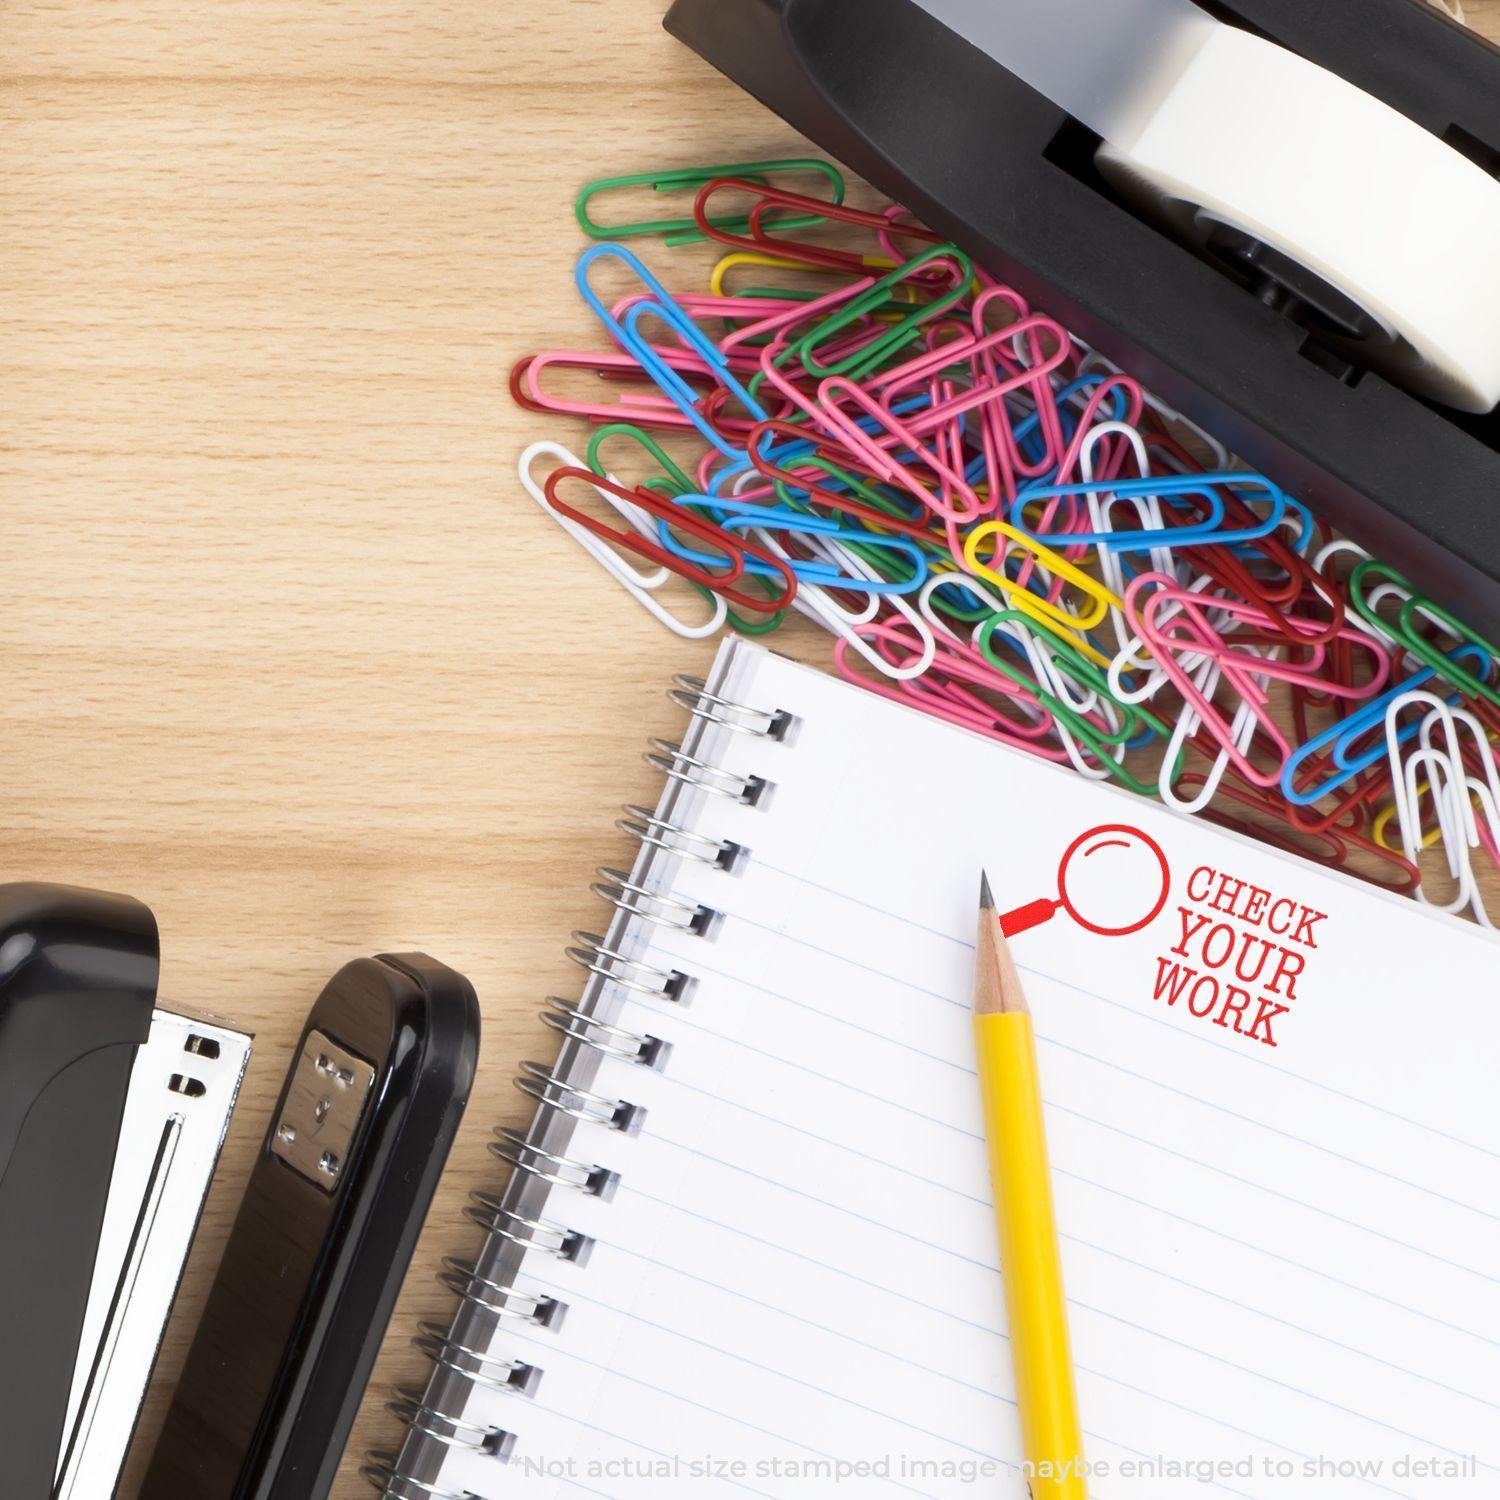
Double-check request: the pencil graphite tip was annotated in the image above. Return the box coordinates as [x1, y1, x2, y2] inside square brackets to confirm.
[979, 870, 994, 912]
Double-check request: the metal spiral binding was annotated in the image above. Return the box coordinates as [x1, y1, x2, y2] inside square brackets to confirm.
[644, 738, 769, 804]
[361, 1454, 474, 1500]
[370, 674, 786, 1497]
[566, 930, 695, 1002]
[590, 866, 720, 935]
[541, 996, 671, 1070]
[438, 1256, 566, 1329]
[667, 675, 794, 740]
[465, 1194, 595, 1265]
[514, 1059, 647, 1134]
[617, 802, 745, 869]
[387, 1387, 518, 1462]
[489, 1126, 620, 1199]
[413, 1319, 542, 1398]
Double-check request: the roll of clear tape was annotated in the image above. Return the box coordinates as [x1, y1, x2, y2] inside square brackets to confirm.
[912, 0, 1498, 411]
[1095, 25, 1500, 413]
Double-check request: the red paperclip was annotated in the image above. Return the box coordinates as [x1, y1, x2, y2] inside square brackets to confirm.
[692, 178, 942, 272]
[542, 466, 797, 615]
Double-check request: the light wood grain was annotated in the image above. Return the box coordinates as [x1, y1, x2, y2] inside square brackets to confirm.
[3, 4, 1498, 1496]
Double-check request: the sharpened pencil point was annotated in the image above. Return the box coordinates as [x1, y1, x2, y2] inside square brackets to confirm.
[975, 878, 1028, 1017]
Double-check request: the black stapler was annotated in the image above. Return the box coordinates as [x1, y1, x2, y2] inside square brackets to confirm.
[0, 884, 158, 1497]
[665, 0, 1500, 636]
[0, 883, 249, 1500]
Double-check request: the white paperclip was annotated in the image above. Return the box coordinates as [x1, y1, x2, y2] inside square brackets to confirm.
[1383, 691, 1499, 924]
[917, 571, 1006, 644]
[519, 440, 728, 640]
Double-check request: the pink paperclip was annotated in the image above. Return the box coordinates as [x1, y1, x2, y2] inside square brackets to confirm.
[866, 318, 1071, 440]
[668, 292, 878, 375]
[1006, 388, 1149, 585]
[970, 283, 1033, 332]
[757, 339, 848, 435]
[720, 276, 877, 360]
[972, 286, 1071, 482]
[520, 347, 713, 429]
[912, 648, 1063, 746]
[875, 203, 950, 269]
[998, 376, 1152, 597]
[1140, 584, 1393, 700]
[834, 621, 1072, 758]
[872, 318, 1075, 541]
[1050, 374, 1144, 485]
[1128, 577, 1298, 786]
[929, 374, 974, 526]
[868, 601, 1058, 734]
[816, 376, 983, 523]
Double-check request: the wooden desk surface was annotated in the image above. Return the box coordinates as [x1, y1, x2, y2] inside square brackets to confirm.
[5, 3, 1498, 1495]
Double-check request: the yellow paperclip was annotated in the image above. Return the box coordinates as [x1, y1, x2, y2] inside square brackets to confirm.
[709, 250, 899, 299]
[962, 522, 1122, 666]
[1372, 778, 1494, 853]
[1372, 792, 1443, 852]
[924, 558, 1103, 668]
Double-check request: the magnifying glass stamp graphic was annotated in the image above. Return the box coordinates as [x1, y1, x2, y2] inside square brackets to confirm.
[998, 824, 1172, 940]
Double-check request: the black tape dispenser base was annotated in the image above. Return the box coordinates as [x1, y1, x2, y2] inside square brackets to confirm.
[665, 0, 1500, 637]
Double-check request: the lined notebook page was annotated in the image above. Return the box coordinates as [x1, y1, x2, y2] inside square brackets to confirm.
[440, 639, 1500, 1500]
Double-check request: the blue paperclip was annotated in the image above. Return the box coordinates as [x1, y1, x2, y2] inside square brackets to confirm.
[1009, 472, 1293, 553]
[1279, 643, 1491, 805]
[576, 243, 768, 460]
[655, 499, 929, 595]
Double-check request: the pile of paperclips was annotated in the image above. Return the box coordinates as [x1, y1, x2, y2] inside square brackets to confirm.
[515, 159, 1500, 922]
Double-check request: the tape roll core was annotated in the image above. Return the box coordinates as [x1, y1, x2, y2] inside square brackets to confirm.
[1096, 26, 1500, 413]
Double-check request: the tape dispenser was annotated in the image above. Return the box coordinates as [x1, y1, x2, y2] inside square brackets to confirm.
[665, 0, 1500, 636]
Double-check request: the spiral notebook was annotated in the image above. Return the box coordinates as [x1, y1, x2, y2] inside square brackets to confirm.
[380, 638, 1500, 1500]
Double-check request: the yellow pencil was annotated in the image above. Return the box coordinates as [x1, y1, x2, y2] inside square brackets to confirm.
[975, 872, 1088, 1499]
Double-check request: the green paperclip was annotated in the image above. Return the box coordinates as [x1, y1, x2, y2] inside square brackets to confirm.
[976, 611, 1176, 797]
[1350, 559, 1500, 708]
[587, 423, 696, 498]
[744, 245, 967, 405]
[575, 160, 845, 248]
[1348, 558, 1408, 640]
[792, 245, 974, 381]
